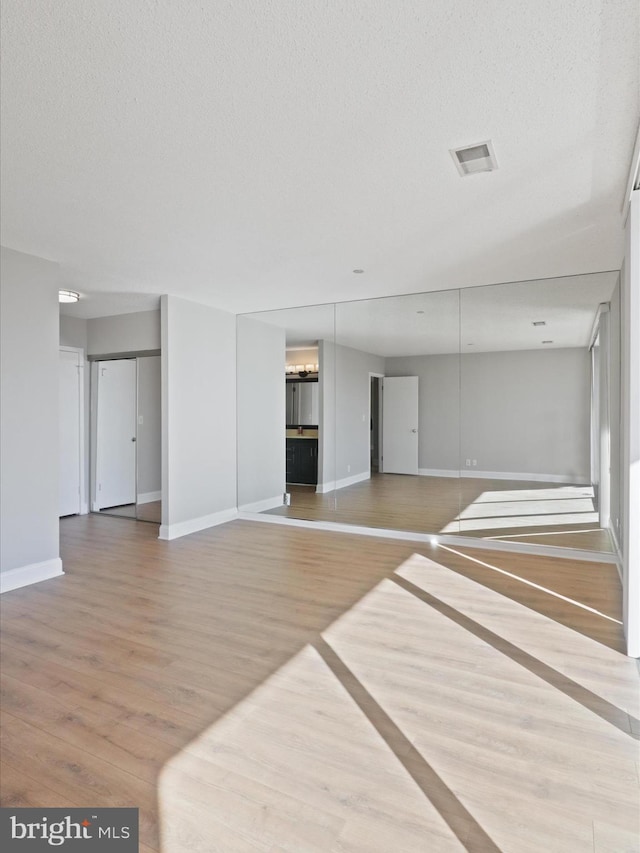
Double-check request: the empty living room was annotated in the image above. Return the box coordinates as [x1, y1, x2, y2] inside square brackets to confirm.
[1, 2, 639, 851]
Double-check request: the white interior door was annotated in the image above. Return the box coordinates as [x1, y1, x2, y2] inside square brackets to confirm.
[96, 359, 137, 509]
[59, 350, 81, 516]
[382, 376, 419, 474]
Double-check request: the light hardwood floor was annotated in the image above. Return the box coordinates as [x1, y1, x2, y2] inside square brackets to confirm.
[268, 474, 614, 553]
[98, 500, 162, 523]
[1, 515, 637, 852]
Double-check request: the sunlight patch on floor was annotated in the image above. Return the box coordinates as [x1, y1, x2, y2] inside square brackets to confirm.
[158, 554, 638, 853]
[436, 544, 622, 625]
[487, 527, 604, 540]
[440, 485, 599, 534]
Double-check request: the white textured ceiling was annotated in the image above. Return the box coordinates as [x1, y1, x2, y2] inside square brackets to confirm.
[248, 272, 618, 355]
[1, 1, 638, 318]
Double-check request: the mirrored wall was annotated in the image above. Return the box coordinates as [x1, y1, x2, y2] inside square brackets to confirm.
[237, 272, 620, 554]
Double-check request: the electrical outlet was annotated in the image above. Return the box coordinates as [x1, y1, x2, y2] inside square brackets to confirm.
[347, 465, 351, 473]
[283, 492, 291, 506]
[472, 459, 477, 466]
[465, 459, 471, 467]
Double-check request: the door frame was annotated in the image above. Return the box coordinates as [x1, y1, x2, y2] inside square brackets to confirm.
[59, 346, 87, 514]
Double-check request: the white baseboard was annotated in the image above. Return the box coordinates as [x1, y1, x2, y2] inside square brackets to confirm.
[0, 558, 64, 594]
[315, 481, 333, 494]
[238, 495, 284, 513]
[460, 470, 590, 485]
[137, 490, 162, 505]
[158, 507, 238, 541]
[414, 469, 588, 484]
[316, 471, 370, 494]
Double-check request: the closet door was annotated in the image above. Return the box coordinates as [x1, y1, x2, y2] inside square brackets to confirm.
[95, 359, 137, 509]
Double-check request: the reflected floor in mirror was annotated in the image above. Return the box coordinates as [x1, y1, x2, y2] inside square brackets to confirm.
[267, 475, 613, 553]
[98, 501, 161, 524]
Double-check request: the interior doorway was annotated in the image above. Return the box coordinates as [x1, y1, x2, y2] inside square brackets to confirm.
[91, 355, 162, 523]
[95, 359, 137, 514]
[369, 373, 383, 474]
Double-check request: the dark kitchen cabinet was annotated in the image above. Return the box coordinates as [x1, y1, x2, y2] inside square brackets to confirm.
[286, 438, 318, 485]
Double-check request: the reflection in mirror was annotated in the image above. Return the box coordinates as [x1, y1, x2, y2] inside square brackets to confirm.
[236, 303, 335, 520]
[135, 355, 162, 522]
[456, 272, 619, 553]
[334, 290, 461, 533]
[237, 271, 620, 556]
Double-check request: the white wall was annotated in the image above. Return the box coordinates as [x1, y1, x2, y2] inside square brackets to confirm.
[60, 314, 88, 350]
[459, 348, 591, 481]
[317, 339, 336, 493]
[88, 309, 160, 355]
[1, 247, 63, 591]
[137, 355, 162, 500]
[237, 316, 286, 511]
[335, 343, 385, 485]
[622, 189, 639, 658]
[387, 348, 590, 481]
[610, 279, 622, 548]
[160, 295, 237, 539]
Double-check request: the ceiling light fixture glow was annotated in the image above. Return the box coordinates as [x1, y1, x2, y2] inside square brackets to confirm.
[58, 289, 80, 303]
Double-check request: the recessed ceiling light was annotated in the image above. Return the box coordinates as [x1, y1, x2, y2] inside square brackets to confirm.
[58, 290, 80, 303]
[416, 310, 425, 314]
[450, 140, 498, 176]
[542, 340, 554, 344]
[352, 269, 364, 274]
[532, 320, 546, 327]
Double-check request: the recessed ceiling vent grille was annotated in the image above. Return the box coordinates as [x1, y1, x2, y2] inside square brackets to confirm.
[450, 140, 498, 176]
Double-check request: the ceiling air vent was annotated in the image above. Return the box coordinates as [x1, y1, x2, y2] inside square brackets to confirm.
[450, 140, 498, 176]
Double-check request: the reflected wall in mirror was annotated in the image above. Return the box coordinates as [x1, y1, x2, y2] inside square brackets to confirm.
[333, 290, 461, 533]
[236, 303, 335, 519]
[455, 273, 619, 553]
[236, 271, 620, 555]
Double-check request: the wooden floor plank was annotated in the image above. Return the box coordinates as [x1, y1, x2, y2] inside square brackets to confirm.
[0, 514, 636, 852]
[268, 474, 613, 552]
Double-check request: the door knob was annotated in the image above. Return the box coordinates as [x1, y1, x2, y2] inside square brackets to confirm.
[131, 437, 136, 442]
[411, 429, 418, 433]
